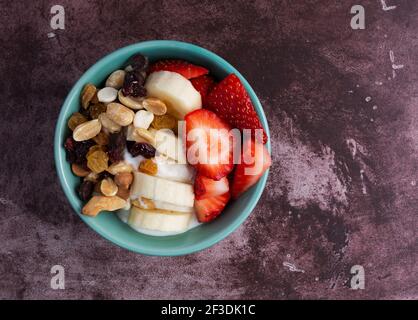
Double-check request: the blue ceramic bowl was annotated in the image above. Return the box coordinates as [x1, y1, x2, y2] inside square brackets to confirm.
[54, 40, 271, 256]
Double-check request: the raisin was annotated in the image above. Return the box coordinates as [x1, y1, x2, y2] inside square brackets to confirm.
[107, 131, 126, 163]
[122, 71, 146, 97]
[68, 112, 87, 131]
[127, 141, 156, 158]
[78, 180, 94, 202]
[93, 131, 109, 146]
[151, 114, 177, 130]
[64, 137, 94, 167]
[139, 159, 158, 175]
[128, 54, 149, 72]
[87, 150, 109, 173]
[89, 103, 107, 119]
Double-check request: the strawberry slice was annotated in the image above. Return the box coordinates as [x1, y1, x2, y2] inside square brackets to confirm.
[231, 138, 272, 199]
[185, 109, 235, 180]
[194, 173, 229, 200]
[195, 192, 230, 223]
[149, 59, 209, 79]
[191, 75, 216, 106]
[207, 74, 267, 143]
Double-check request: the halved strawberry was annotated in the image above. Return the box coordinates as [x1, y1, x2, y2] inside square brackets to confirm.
[231, 138, 272, 199]
[149, 59, 209, 79]
[185, 109, 235, 180]
[207, 74, 267, 143]
[195, 192, 230, 223]
[194, 173, 229, 200]
[190, 75, 216, 106]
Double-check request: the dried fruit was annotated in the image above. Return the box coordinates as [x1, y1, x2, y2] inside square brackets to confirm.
[142, 98, 167, 115]
[93, 131, 109, 146]
[87, 145, 104, 157]
[107, 131, 126, 163]
[122, 71, 146, 97]
[127, 141, 156, 158]
[82, 195, 126, 217]
[71, 163, 90, 177]
[89, 103, 107, 119]
[107, 161, 133, 175]
[98, 113, 121, 133]
[127, 54, 149, 72]
[118, 90, 145, 110]
[78, 180, 94, 201]
[87, 150, 109, 173]
[68, 112, 87, 131]
[64, 137, 94, 167]
[114, 172, 133, 189]
[151, 114, 177, 130]
[106, 103, 135, 126]
[81, 83, 97, 109]
[100, 178, 118, 197]
[105, 70, 126, 89]
[139, 159, 158, 175]
[73, 119, 102, 141]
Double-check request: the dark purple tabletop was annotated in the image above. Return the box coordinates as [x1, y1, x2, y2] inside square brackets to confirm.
[0, 0, 417, 299]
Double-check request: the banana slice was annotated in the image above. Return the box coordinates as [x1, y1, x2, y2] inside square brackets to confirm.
[131, 172, 194, 207]
[128, 206, 192, 233]
[145, 71, 202, 119]
[132, 197, 194, 213]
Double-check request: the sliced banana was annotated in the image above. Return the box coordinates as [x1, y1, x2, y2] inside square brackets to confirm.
[131, 171, 194, 207]
[128, 206, 192, 233]
[145, 71, 202, 119]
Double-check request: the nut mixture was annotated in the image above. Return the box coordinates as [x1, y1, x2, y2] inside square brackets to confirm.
[64, 53, 175, 216]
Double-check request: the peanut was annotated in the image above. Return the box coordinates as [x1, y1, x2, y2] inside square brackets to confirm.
[118, 90, 145, 110]
[100, 178, 118, 197]
[107, 161, 133, 175]
[73, 119, 102, 141]
[98, 113, 121, 133]
[106, 102, 135, 126]
[132, 128, 156, 145]
[114, 172, 133, 189]
[71, 164, 90, 177]
[82, 196, 126, 217]
[143, 98, 167, 115]
[134, 110, 154, 129]
[105, 70, 126, 89]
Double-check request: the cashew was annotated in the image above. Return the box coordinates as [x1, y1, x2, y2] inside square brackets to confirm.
[82, 196, 126, 217]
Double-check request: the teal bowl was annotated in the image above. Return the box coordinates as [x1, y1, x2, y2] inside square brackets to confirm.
[54, 40, 271, 256]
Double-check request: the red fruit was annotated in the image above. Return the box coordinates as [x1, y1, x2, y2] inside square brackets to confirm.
[190, 75, 216, 106]
[207, 74, 267, 143]
[195, 192, 230, 223]
[185, 109, 235, 180]
[231, 138, 271, 199]
[194, 173, 229, 200]
[149, 59, 209, 79]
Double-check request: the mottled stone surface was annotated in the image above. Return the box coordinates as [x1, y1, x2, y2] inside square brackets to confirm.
[0, 0, 417, 299]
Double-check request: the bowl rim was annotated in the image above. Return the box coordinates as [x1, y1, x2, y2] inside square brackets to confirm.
[54, 40, 271, 256]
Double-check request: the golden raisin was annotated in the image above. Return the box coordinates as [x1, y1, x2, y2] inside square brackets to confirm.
[81, 83, 97, 109]
[139, 159, 158, 175]
[87, 150, 109, 173]
[87, 145, 104, 158]
[68, 112, 87, 131]
[93, 131, 109, 146]
[89, 103, 107, 119]
[151, 114, 177, 130]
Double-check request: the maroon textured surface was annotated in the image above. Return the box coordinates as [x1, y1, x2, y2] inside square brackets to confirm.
[0, 0, 417, 299]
